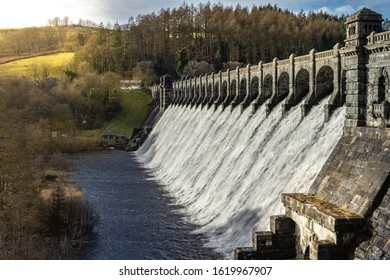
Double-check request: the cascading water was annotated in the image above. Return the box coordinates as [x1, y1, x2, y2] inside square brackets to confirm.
[136, 98, 345, 259]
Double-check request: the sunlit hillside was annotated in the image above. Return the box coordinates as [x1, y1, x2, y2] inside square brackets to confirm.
[0, 26, 93, 64]
[0, 52, 74, 78]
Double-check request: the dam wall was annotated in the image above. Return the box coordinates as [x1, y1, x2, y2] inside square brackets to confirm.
[140, 8, 389, 259]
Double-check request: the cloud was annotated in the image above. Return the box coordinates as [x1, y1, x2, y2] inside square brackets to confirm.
[315, 5, 355, 16]
[1, 0, 390, 28]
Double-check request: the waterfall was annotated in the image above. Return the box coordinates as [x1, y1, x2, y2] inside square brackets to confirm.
[136, 99, 345, 259]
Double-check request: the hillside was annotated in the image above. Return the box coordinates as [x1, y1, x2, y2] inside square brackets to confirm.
[105, 90, 152, 137]
[0, 52, 74, 77]
[0, 25, 93, 64]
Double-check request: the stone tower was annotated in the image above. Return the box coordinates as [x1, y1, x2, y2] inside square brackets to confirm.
[343, 8, 383, 127]
[344, 7, 383, 48]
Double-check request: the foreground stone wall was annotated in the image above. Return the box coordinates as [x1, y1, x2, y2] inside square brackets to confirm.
[355, 188, 390, 259]
[235, 127, 390, 260]
[309, 128, 390, 217]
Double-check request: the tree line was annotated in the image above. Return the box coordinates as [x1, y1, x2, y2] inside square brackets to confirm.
[75, 3, 346, 82]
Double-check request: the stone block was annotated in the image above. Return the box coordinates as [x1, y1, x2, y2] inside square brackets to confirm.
[252, 231, 273, 251]
[310, 240, 349, 260]
[253, 247, 297, 260]
[234, 247, 255, 260]
[372, 235, 388, 248]
[271, 233, 296, 247]
[234, 245, 297, 260]
[367, 246, 384, 260]
[270, 215, 296, 234]
[284, 194, 365, 227]
[354, 247, 366, 259]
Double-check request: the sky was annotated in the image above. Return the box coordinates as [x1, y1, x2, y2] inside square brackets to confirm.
[0, 0, 389, 28]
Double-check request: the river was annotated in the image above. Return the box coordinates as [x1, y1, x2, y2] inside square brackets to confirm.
[71, 150, 223, 260]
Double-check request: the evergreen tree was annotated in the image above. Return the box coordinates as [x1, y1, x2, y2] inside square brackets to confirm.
[110, 21, 123, 47]
[175, 48, 189, 76]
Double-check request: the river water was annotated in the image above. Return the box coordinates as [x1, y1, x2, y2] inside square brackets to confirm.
[72, 150, 223, 260]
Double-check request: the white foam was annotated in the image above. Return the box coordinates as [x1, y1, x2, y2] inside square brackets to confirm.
[137, 100, 345, 258]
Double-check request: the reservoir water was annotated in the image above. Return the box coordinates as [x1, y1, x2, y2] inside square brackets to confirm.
[72, 150, 223, 260]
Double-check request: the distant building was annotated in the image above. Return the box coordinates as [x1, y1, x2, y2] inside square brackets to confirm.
[100, 129, 128, 147]
[120, 80, 142, 90]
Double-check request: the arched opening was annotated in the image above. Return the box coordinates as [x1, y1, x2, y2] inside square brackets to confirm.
[278, 72, 289, 100]
[207, 83, 213, 102]
[190, 85, 195, 102]
[228, 79, 237, 104]
[238, 78, 247, 103]
[178, 89, 183, 102]
[214, 82, 220, 103]
[250, 76, 260, 102]
[316, 66, 334, 101]
[263, 74, 273, 100]
[295, 69, 310, 104]
[196, 85, 201, 100]
[200, 84, 206, 103]
[220, 81, 228, 104]
[378, 76, 386, 102]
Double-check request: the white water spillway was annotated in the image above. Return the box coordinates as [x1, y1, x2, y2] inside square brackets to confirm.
[136, 99, 345, 259]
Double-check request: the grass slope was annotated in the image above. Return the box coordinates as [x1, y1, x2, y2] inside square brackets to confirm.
[78, 90, 152, 140]
[105, 90, 152, 137]
[0, 52, 74, 77]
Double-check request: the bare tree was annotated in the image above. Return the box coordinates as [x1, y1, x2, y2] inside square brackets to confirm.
[31, 64, 51, 89]
[62, 16, 69, 27]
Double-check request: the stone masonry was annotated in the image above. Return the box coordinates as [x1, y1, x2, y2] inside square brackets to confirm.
[355, 188, 390, 259]
[234, 8, 390, 260]
[145, 8, 390, 259]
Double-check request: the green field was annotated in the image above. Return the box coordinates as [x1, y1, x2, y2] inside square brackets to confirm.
[79, 90, 152, 140]
[0, 50, 151, 141]
[105, 90, 152, 137]
[0, 52, 74, 77]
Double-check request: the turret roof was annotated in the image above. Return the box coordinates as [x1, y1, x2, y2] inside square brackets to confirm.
[346, 7, 382, 23]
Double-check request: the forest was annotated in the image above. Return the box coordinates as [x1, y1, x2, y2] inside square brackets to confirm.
[0, 3, 348, 83]
[75, 3, 347, 80]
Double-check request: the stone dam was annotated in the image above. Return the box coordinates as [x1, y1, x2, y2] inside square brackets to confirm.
[132, 8, 389, 260]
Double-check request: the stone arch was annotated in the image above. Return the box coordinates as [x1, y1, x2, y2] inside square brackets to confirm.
[263, 74, 273, 99]
[316, 66, 334, 101]
[295, 69, 310, 104]
[207, 82, 213, 102]
[199, 84, 205, 103]
[238, 78, 247, 103]
[221, 81, 228, 101]
[378, 76, 385, 102]
[214, 82, 220, 102]
[278, 72, 289, 100]
[230, 79, 237, 95]
[177, 88, 182, 102]
[250, 76, 260, 102]
[190, 85, 195, 102]
[228, 79, 237, 104]
[377, 70, 389, 102]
